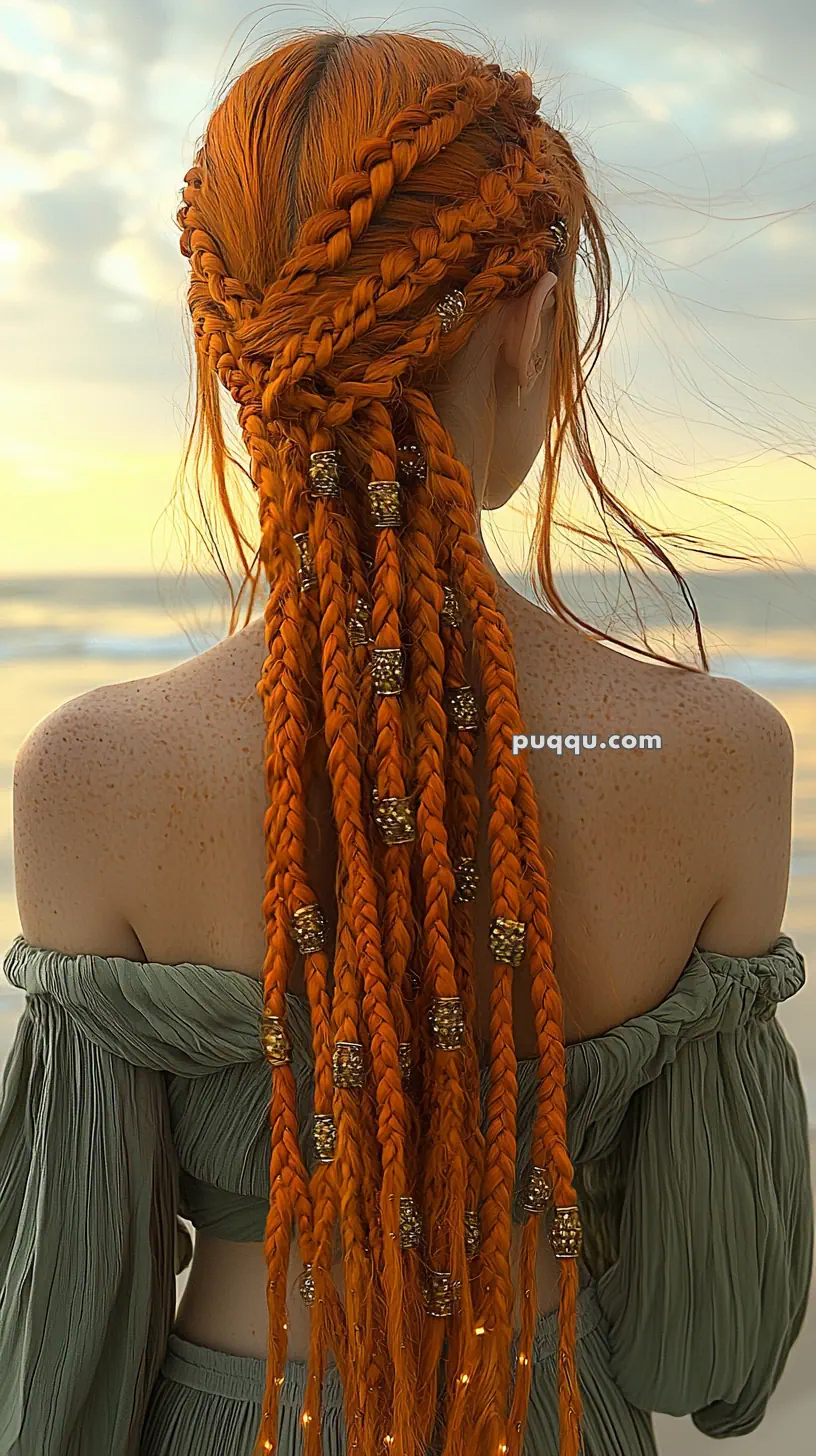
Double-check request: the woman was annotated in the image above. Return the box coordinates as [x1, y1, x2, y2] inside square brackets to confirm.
[0, 29, 812, 1456]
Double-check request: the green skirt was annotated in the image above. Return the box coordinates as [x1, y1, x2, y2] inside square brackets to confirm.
[139, 1277, 657, 1455]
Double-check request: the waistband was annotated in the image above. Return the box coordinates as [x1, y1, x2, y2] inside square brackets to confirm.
[162, 1274, 603, 1408]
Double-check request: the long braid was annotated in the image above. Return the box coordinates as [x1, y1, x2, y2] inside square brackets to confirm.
[313, 496, 420, 1452]
[405, 386, 583, 1453]
[396, 450, 480, 1455]
[407, 401, 521, 1450]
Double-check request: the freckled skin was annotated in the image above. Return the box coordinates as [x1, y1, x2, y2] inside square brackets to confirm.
[12, 570, 793, 1361]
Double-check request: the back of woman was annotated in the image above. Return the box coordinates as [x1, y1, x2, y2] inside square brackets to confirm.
[1, 28, 812, 1456]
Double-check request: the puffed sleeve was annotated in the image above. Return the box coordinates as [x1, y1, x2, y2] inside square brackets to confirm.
[0, 970, 179, 1454]
[570, 935, 813, 1436]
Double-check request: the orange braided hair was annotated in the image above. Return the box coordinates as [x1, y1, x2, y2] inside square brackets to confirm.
[176, 31, 614, 1456]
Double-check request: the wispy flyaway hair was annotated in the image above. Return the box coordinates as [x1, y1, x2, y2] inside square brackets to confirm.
[176, 29, 614, 1456]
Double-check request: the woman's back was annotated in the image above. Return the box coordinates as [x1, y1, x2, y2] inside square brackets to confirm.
[14, 564, 794, 1369]
[69, 572, 792, 1048]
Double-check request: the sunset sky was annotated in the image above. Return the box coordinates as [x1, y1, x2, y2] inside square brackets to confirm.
[1, 0, 814, 576]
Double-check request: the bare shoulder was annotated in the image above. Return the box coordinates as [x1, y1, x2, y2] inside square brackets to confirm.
[611, 648, 794, 956]
[13, 682, 147, 955]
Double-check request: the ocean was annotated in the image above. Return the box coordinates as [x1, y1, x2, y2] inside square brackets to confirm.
[1, 567, 815, 1453]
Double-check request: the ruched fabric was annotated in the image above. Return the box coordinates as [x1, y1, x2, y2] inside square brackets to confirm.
[138, 1277, 659, 1456]
[0, 930, 812, 1454]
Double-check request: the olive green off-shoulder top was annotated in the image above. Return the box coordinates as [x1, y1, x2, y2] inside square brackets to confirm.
[0, 932, 812, 1455]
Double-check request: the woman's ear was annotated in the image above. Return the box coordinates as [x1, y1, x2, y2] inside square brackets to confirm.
[501, 272, 558, 387]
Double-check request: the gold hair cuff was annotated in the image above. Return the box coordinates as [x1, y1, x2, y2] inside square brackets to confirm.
[348, 597, 372, 648]
[422, 1269, 461, 1317]
[518, 1163, 554, 1215]
[259, 1011, 292, 1066]
[308, 449, 341, 499]
[299, 1264, 316, 1305]
[489, 917, 526, 968]
[290, 904, 327, 956]
[452, 855, 478, 904]
[332, 1040, 366, 1089]
[371, 646, 405, 696]
[373, 793, 416, 845]
[293, 532, 317, 591]
[464, 1207, 481, 1259]
[313, 1113, 337, 1162]
[367, 479, 402, 529]
[397, 442, 426, 484]
[447, 686, 480, 732]
[435, 289, 467, 335]
[550, 1205, 582, 1259]
[399, 1195, 422, 1250]
[429, 995, 465, 1050]
[397, 1042, 412, 1082]
[440, 586, 463, 628]
[550, 215, 569, 258]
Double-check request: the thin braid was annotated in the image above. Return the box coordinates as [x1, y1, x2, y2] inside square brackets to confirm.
[404, 386, 582, 1455]
[255, 68, 512, 296]
[278, 423, 354, 1454]
[510, 772, 583, 1454]
[395, 454, 482, 1456]
[251, 154, 536, 415]
[413, 516, 488, 1455]
[312, 501, 422, 1453]
[334, 883, 389, 1455]
[252, 486, 318, 1451]
[246, 162, 527, 401]
[400, 400, 525, 1449]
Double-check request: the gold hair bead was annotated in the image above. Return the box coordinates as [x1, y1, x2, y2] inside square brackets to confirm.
[332, 1040, 366, 1089]
[313, 1113, 337, 1162]
[452, 855, 478, 904]
[307, 449, 342, 499]
[299, 1264, 316, 1305]
[435, 288, 467, 335]
[397, 1042, 412, 1081]
[518, 1163, 554, 1215]
[371, 646, 405, 696]
[446, 686, 480, 732]
[422, 1269, 462, 1317]
[397, 442, 426, 484]
[489, 917, 526, 968]
[440, 586, 463, 628]
[290, 904, 327, 956]
[550, 215, 569, 257]
[550, 1205, 583, 1259]
[293, 532, 317, 591]
[399, 1195, 422, 1249]
[373, 793, 416, 845]
[367, 479, 402, 529]
[259, 1011, 292, 1066]
[429, 995, 465, 1050]
[464, 1208, 481, 1259]
[348, 597, 372, 648]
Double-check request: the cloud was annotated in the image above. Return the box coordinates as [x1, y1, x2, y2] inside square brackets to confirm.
[98, 230, 185, 303]
[18, 176, 122, 288]
[725, 107, 799, 140]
